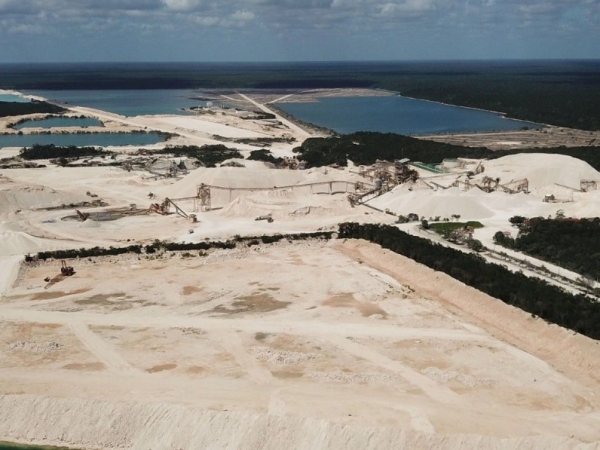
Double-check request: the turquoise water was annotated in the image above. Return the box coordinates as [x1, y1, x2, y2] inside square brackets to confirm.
[27, 89, 201, 117]
[15, 117, 103, 130]
[0, 94, 30, 103]
[0, 132, 165, 148]
[277, 95, 540, 135]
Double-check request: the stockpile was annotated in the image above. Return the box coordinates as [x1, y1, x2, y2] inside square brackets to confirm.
[371, 153, 600, 220]
[0, 184, 88, 214]
[483, 153, 599, 193]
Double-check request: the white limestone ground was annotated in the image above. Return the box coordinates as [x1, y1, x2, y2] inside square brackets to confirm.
[1, 242, 599, 449]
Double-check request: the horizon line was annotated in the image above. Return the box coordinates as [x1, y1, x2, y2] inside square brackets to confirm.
[1, 58, 600, 65]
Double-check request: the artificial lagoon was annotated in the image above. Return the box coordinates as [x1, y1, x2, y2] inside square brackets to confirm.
[276, 95, 540, 135]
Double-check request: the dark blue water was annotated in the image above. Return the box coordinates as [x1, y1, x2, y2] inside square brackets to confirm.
[277, 96, 539, 135]
[15, 117, 103, 130]
[26, 90, 202, 117]
[0, 132, 165, 148]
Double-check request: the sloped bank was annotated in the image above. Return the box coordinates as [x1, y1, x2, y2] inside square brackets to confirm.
[0, 395, 595, 450]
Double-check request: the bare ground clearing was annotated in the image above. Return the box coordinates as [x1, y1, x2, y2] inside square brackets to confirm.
[0, 241, 599, 449]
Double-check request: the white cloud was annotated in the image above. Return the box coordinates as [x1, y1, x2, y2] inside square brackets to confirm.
[161, 0, 203, 11]
[0, 0, 599, 61]
[378, 0, 437, 15]
[231, 10, 255, 21]
[192, 15, 219, 26]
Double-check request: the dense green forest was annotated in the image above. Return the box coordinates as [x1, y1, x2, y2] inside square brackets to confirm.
[294, 132, 490, 167]
[20, 144, 107, 160]
[293, 132, 600, 170]
[156, 145, 242, 167]
[247, 149, 283, 165]
[338, 222, 600, 340]
[2, 61, 599, 129]
[0, 101, 65, 118]
[494, 218, 600, 281]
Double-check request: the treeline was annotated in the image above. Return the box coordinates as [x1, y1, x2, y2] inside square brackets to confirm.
[494, 217, 600, 281]
[156, 145, 242, 167]
[293, 132, 600, 170]
[383, 73, 600, 131]
[20, 144, 108, 160]
[293, 132, 489, 167]
[338, 222, 600, 340]
[0, 100, 66, 118]
[32, 231, 333, 261]
[247, 149, 283, 165]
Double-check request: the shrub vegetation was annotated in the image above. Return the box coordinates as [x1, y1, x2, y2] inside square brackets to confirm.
[0, 100, 66, 118]
[494, 217, 600, 281]
[156, 145, 242, 167]
[20, 144, 108, 160]
[293, 132, 600, 170]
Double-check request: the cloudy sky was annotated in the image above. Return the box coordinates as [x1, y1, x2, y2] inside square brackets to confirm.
[0, 0, 598, 62]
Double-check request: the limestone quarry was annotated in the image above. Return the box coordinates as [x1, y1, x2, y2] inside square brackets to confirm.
[1, 89, 600, 449]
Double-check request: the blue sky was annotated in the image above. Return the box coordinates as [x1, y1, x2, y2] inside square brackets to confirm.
[0, 0, 599, 62]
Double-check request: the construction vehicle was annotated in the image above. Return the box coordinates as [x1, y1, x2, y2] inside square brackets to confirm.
[61, 260, 75, 276]
[255, 214, 274, 223]
[44, 260, 75, 289]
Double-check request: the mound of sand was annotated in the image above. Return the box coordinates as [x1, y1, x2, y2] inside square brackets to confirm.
[219, 196, 279, 218]
[484, 153, 599, 192]
[218, 189, 354, 221]
[0, 185, 88, 213]
[288, 206, 337, 218]
[561, 191, 600, 218]
[0, 229, 75, 256]
[160, 166, 361, 200]
[371, 188, 495, 220]
[161, 167, 306, 199]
